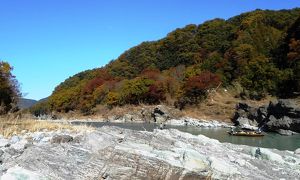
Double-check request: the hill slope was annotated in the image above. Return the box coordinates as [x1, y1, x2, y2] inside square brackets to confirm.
[33, 8, 300, 115]
[17, 98, 37, 109]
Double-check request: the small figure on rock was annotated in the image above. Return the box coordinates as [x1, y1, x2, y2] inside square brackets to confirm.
[159, 123, 164, 130]
[255, 147, 261, 158]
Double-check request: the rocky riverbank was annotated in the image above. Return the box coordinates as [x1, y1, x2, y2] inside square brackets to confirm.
[0, 126, 299, 179]
[46, 104, 233, 129]
[165, 117, 231, 128]
[232, 99, 300, 135]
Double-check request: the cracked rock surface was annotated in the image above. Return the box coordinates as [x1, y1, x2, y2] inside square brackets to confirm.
[0, 126, 299, 180]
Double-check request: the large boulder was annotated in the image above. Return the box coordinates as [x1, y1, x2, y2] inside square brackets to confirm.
[236, 117, 258, 130]
[232, 99, 300, 135]
[232, 103, 260, 129]
[268, 99, 300, 119]
[150, 105, 180, 123]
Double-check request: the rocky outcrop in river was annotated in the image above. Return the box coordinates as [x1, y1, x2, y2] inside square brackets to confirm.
[0, 126, 299, 179]
[233, 99, 300, 135]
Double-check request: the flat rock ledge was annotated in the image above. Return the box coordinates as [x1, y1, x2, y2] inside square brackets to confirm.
[166, 117, 232, 128]
[0, 126, 299, 180]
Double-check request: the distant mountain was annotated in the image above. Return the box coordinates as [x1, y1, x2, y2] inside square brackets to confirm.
[18, 98, 38, 109]
[37, 97, 48, 103]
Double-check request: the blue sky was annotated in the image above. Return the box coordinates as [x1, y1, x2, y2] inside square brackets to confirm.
[1, 0, 300, 100]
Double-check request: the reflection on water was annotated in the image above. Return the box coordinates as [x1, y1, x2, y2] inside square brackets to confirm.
[72, 121, 300, 151]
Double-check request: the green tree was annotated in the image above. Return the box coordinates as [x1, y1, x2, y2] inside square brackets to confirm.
[0, 61, 20, 114]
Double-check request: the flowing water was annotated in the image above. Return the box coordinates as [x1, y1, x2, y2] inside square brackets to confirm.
[72, 121, 300, 151]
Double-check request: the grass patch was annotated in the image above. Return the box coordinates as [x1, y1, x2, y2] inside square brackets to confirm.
[0, 117, 93, 138]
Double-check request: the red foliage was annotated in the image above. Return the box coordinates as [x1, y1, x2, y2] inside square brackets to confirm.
[84, 78, 105, 94]
[83, 69, 113, 94]
[145, 82, 166, 104]
[185, 71, 220, 91]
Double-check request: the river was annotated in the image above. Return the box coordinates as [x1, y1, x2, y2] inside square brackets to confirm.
[72, 121, 300, 151]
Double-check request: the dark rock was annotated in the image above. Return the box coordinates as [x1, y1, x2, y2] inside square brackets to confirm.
[117, 138, 124, 143]
[256, 105, 268, 124]
[236, 102, 250, 112]
[4, 144, 10, 148]
[101, 173, 109, 179]
[265, 115, 300, 133]
[153, 107, 165, 116]
[51, 135, 73, 144]
[151, 106, 171, 123]
[232, 99, 300, 135]
[268, 99, 300, 119]
[232, 109, 248, 125]
[247, 107, 258, 120]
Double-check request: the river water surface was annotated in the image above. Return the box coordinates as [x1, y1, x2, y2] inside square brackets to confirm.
[72, 121, 300, 151]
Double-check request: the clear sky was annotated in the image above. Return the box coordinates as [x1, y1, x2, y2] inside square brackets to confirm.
[1, 0, 300, 100]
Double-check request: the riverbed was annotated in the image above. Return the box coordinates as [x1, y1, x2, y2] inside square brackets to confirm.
[72, 121, 300, 151]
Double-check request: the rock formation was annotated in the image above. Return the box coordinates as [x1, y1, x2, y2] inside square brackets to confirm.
[0, 126, 299, 179]
[232, 99, 300, 135]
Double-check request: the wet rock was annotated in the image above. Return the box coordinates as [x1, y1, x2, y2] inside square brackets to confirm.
[50, 135, 73, 144]
[275, 129, 298, 136]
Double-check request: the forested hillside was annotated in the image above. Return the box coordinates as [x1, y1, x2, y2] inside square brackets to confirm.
[0, 62, 20, 115]
[33, 8, 300, 115]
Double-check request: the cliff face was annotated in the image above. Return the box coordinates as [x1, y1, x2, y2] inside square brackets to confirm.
[1, 126, 299, 179]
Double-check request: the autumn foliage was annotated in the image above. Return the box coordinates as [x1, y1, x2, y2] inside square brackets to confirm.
[0, 62, 20, 114]
[30, 8, 300, 115]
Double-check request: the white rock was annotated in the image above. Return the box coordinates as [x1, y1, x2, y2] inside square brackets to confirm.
[294, 148, 300, 155]
[1, 166, 44, 180]
[235, 159, 246, 166]
[250, 148, 284, 163]
[0, 127, 299, 179]
[166, 117, 231, 128]
[208, 156, 240, 177]
[10, 136, 20, 144]
[10, 139, 28, 151]
[0, 139, 9, 147]
[32, 132, 46, 142]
